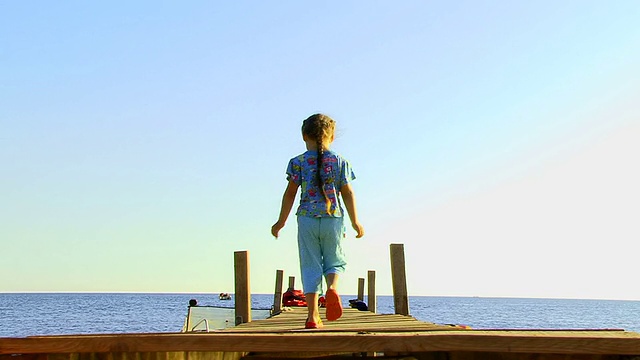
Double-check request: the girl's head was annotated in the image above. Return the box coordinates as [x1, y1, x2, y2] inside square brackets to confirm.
[301, 113, 336, 150]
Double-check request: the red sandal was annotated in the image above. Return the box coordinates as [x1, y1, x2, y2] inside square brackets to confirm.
[325, 289, 343, 321]
[305, 318, 324, 329]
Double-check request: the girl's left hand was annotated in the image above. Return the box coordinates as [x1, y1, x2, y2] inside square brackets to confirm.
[352, 222, 365, 238]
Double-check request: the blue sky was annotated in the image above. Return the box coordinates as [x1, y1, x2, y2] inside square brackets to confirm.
[2, 1, 639, 300]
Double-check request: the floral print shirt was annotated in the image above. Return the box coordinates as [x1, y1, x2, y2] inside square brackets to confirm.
[286, 150, 356, 218]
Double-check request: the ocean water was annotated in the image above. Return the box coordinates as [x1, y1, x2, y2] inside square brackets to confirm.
[1, 293, 639, 338]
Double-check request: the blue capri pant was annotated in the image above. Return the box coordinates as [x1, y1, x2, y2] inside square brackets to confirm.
[297, 216, 347, 294]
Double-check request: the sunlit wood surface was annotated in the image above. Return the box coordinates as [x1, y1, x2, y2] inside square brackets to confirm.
[2, 308, 640, 358]
[224, 308, 463, 333]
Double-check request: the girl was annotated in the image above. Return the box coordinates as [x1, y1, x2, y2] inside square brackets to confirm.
[271, 113, 365, 329]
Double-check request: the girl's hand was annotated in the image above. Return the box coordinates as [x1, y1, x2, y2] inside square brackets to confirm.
[351, 221, 365, 238]
[272, 181, 299, 239]
[271, 221, 285, 238]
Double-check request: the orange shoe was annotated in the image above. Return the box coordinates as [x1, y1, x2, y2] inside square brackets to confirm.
[325, 289, 343, 321]
[305, 318, 323, 329]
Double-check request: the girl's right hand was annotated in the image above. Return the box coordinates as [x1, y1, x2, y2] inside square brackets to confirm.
[271, 221, 285, 238]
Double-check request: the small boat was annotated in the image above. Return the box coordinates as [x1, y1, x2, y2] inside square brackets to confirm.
[182, 299, 271, 332]
[219, 293, 231, 300]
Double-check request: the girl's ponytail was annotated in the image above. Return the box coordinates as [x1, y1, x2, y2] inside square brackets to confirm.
[302, 114, 336, 214]
[316, 132, 331, 213]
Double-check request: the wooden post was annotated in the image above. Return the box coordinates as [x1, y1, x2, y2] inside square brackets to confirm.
[367, 270, 376, 313]
[185, 306, 192, 332]
[234, 250, 251, 324]
[357, 278, 365, 301]
[288, 276, 295, 290]
[273, 269, 284, 314]
[390, 244, 409, 316]
[365, 270, 377, 358]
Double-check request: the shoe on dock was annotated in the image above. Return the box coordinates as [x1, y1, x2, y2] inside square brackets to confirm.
[325, 289, 343, 321]
[304, 318, 323, 329]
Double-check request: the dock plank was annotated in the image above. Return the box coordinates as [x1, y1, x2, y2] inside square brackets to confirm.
[3, 331, 640, 355]
[2, 309, 640, 356]
[223, 308, 462, 333]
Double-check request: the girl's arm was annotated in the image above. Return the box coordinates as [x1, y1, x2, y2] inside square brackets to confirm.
[271, 180, 299, 238]
[340, 183, 364, 238]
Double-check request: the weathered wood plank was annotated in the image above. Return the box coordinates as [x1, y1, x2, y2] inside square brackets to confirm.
[2, 331, 640, 355]
[368, 270, 376, 313]
[424, 353, 621, 360]
[223, 308, 458, 333]
[3, 352, 624, 360]
[272, 270, 284, 314]
[233, 251, 250, 325]
[1, 352, 246, 360]
[390, 244, 409, 316]
[357, 278, 365, 301]
[3, 308, 639, 356]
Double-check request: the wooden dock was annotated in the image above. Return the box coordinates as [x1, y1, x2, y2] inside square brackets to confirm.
[2, 308, 640, 359]
[3, 245, 640, 359]
[225, 307, 465, 333]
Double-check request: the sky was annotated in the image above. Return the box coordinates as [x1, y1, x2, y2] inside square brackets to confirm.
[1, 1, 639, 300]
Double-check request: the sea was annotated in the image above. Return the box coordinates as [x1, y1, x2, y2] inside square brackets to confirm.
[1, 293, 639, 338]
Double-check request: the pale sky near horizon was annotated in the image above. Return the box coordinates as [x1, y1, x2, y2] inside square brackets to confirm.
[2, 1, 639, 301]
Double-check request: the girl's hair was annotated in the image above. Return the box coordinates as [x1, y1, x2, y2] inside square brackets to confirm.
[302, 113, 336, 211]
